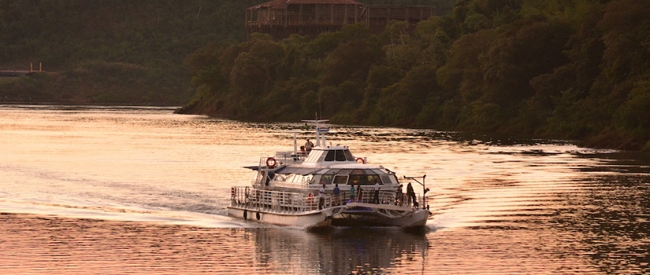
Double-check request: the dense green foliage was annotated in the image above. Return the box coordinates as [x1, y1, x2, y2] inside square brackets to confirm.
[0, 0, 448, 105]
[180, 0, 650, 150]
[0, 0, 262, 104]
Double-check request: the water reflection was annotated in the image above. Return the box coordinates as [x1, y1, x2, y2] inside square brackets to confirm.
[3, 105, 650, 274]
[550, 175, 650, 274]
[253, 227, 431, 274]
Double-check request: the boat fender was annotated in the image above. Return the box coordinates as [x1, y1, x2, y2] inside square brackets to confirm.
[356, 157, 365, 164]
[256, 212, 261, 220]
[266, 157, 277, 169]
[243, 210, 248, 220]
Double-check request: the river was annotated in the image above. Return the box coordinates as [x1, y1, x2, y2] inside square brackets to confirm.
[0, 105, 648, 274]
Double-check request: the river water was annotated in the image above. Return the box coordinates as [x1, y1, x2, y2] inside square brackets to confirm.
[0, 105, 648, 274]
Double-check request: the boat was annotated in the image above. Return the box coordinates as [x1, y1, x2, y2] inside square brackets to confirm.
[227, 120, 432, 229]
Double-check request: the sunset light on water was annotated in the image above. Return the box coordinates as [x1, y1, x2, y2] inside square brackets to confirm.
[1, 105, 648, 274]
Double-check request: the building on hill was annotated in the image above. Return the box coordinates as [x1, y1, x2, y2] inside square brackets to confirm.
[246, 0, 435, 40]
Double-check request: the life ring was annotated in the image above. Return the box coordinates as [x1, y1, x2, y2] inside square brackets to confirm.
[266, 157, 277, 168]
[356, 157, 365, 164]
[307, 193, 314, 204]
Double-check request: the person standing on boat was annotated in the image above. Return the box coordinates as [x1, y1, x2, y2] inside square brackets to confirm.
[348, 185, 355, 204]
[318, 184, 326, 209]
[406, 182, 416, 207]
[373, 181, 380, 204]
[333, 184, 340, 205]
[356, 184, 363, 202]
[395, 184, 403, 206]
[305, 139, 314, 152]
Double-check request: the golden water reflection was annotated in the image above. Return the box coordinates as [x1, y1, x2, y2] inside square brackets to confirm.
[1, 105, 650, 274]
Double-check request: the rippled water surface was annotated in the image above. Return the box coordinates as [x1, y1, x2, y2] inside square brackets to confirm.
[1, 105, 649, 274]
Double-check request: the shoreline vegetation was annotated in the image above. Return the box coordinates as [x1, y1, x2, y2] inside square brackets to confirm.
[178, 0, 650, 152]
[2, 1, 649, 151]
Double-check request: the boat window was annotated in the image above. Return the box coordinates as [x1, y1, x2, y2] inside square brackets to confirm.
[344, 150, 354, 161]
[335, 150, 347, 161]
[348, 175, 365, 185]
[308, 175, 320, 185]
[371, 169, 384, 175]
[324, 150, 335, 161]
[336, 169, 353, 175]
[326, 169, 340, 175]
[333, 175, 348, 184]
[380, 174, 397, 184]
[350, 169, 364, 175]
[367, 175, 381, 184]
[319, 174, 333, 185]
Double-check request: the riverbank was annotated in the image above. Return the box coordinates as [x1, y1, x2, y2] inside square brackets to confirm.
[0, 64, 192, 106]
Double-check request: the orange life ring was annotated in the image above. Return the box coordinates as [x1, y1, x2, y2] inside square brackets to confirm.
[307, 193, 314, 204]
[266, 157, 277, 168]
[356, 157, 365, 164]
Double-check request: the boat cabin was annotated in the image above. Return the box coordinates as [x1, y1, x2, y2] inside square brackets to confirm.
[252, 145, 400, 191]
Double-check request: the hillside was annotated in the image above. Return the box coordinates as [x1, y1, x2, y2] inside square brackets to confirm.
[0, 0, 451, 105]
[0, 0, 262, 105]
[178, 0, 650, 151]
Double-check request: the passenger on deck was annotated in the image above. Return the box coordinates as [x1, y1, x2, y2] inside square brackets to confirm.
[406, 182, 416, 207]
[395, 184, 403, 206]
[318, 184, 326, 209]
[333, 184, 340, 205]
[356, 184, 363, 202]
[305, 139, 314, 152]
[373, 181, 380, 204]
[348, 185, 355, 204]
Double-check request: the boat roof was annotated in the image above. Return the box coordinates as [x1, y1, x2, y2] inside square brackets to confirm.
[245, 163, 382, 174]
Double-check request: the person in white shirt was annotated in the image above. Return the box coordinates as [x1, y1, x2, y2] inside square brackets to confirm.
[318, 184, 326, 209]
[373, 181, 380, 204]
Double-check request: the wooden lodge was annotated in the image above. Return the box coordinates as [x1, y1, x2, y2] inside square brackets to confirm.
[246, 0, 435, 40]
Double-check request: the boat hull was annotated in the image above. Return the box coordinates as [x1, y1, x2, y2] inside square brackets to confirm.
[332, 202, 430, 228]
[227, 206, 333, 228]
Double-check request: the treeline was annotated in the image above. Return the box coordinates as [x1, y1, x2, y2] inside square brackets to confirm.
[0, 0, 263, 105]
[179, 0, 650, 151]
[0, 0, 450, 105]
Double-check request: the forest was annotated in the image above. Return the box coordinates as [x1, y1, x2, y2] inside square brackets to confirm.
[0, 0, 274, 104]
[178, 0, 650, 151]
[0, 0, 450, 105]
[1, 0, 648, 151]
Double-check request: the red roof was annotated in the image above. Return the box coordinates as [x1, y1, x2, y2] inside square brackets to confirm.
[249, 0, 363, 9]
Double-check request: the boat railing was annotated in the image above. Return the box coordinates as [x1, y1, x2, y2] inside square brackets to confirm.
[337, 190, 426, 208]
[338, 190, 399, 205]
[231, 187, 426, 212]
[230, 186, 332, 212]
[274, 151, 306, 165]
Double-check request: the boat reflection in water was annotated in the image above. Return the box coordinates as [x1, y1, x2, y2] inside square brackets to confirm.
[249, 227, 432, 274]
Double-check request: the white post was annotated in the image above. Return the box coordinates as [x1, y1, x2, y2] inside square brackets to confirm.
[293, 132, 297, 154]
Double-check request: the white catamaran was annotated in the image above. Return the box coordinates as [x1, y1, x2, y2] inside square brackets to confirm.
[227, 120, 432, 229]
